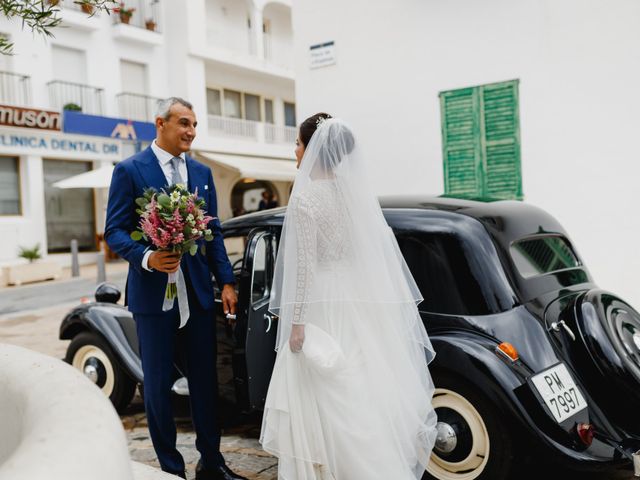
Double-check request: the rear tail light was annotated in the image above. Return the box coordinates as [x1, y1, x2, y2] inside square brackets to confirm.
[576, 422, 594, 446]
[496, 342, 519, 361]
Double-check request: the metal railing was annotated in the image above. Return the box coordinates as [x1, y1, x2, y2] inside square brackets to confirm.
[116, 92, 162, 122]
[0, 71, 31, 106]
[47, 80, 104, 115]
[112, 0, 161, 32]
[264, 123, 297, 144]
[209, 114, 296, 145]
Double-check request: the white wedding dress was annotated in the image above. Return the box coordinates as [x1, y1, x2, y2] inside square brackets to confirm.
[260, 119, 437, 480]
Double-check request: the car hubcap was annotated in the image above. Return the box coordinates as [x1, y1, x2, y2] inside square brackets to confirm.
[435, 421, 458, 454]
[426, 388, 490, 480]
[72, 345, 115, 396]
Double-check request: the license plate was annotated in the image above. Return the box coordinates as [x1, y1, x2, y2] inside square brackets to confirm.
[530, 363, 587, 423]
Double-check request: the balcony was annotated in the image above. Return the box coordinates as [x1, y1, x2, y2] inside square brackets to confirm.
[117, 92, 162, 122]
[112, 0, 161, 32]
[263, 32, 293, 70]
[58, 0, 101, 30]
[208, 115, 296, 145]
[0, 71, 31, 106]
[47, 80, 104, 115]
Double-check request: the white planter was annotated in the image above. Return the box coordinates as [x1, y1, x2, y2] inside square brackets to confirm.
[3, 260, 62, 286]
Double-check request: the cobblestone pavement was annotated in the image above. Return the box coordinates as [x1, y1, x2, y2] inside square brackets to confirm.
[0, 283, 278, 480]
[123, 396, 277, 480]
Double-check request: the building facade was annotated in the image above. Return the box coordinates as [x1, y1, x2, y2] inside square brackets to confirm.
[0, 0, 296, 270]
[291, 0, 640, 309]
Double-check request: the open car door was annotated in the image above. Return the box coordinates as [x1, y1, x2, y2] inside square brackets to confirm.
[236, 228, 279, 411]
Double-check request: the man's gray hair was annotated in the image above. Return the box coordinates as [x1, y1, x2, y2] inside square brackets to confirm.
[155, 97, 193, 120]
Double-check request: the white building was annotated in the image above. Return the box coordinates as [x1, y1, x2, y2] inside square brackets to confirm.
[292, 0, 640, 308]
[0, 0, 296, 273]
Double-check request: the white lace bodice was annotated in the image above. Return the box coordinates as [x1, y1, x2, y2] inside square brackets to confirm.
[290, 180, 350, 324]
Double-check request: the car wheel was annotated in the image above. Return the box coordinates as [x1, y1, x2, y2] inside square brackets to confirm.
[65, 331, 136, 412]
[423, 373, 512, 480]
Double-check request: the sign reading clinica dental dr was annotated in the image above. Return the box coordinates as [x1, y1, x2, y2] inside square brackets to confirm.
[0, 104, 61, 130]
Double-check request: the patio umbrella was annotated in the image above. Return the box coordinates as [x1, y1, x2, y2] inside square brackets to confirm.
[52, 165, 115, 189]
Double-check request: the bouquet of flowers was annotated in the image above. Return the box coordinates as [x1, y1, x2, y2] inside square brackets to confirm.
[130, 184, 214, 301]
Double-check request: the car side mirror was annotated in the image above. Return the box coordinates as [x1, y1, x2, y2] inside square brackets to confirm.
[95, 282, 121, 304]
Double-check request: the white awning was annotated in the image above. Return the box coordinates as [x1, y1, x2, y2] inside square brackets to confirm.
[197, 152, 297, 182]
[52, 165, 115, 189]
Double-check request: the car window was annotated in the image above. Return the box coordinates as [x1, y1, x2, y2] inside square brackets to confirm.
[510, 235, 581, 278]
[252, 235, 268, 304]
[224, 236, 247, 273]
[396, 233, 499, 315]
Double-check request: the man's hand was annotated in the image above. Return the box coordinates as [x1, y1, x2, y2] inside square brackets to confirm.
[148, 250, 181, 273]
[222, 284, 237, 325]
[289, 324, 305, 353]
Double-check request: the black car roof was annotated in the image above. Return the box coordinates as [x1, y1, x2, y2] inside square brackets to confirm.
[222, 195, 570, 244]
[222, 195, 593, 304]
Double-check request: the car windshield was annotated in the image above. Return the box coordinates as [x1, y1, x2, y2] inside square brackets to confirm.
[510, 235, 581, 278]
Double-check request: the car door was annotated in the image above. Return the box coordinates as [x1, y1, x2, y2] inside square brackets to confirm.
[239, 229, 279, 410]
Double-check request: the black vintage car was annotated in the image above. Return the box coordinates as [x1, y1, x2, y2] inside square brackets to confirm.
[60, 196, 640, 479]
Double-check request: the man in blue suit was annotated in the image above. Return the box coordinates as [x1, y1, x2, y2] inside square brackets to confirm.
[105, 97, 247, 480]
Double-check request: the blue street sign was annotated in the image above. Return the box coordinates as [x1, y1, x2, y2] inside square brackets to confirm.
[63, 110, 156, 141]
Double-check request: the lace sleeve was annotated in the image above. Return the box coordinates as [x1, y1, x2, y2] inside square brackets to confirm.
[291, 195, 316, 325]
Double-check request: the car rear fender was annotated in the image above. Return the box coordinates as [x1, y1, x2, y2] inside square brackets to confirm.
[60, 305, 143, 383]
[430, 331, 527, 424]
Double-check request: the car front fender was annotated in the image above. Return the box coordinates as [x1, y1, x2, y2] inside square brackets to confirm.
[60, 304, 143, 383]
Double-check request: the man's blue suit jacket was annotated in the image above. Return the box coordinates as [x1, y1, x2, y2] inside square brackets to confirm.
[104, 146, 234, 314]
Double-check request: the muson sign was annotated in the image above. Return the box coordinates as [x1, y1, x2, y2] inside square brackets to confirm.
[0, 105, 61, 131]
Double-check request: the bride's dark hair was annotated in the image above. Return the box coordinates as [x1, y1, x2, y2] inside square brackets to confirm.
[299, 112, 332, 147]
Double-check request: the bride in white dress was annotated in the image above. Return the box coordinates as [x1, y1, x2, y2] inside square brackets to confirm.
[260, 113, 437, 480]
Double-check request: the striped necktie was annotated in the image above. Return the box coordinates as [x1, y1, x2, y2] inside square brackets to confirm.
[170, 156, 183, 185]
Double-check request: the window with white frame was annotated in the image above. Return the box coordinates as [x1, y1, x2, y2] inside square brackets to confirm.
[264, 99, 274, 124]
[0, 156, 20, 215]
[208, 88, 271, 123]
[244, 93, 261, 122]
[284, 101, 296, 127]
[206, 88, 222, 115]
[224, 89, 242, 118]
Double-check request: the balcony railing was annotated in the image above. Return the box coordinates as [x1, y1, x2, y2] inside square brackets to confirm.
[117, 92, 162, 122]
[209, 115, 258, 139]
[264, 123, 297, 144]
[47, 80, 104, 115]
[112, 0, 161, 32]
[209, 114, 296, 145]
[0, 71, 31, 106]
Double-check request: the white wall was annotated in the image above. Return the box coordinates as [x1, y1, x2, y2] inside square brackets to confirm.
[206, 0, 252, 54]
[293, 0, 640, 308]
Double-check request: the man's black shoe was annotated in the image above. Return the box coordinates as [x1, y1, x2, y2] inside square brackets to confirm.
[195, 460, 249, 480]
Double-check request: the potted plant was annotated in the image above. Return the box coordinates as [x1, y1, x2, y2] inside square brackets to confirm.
[63, 103, 82, 112]
[4, 244, 62, 286]
[114, 3, 135, 24]
[145, 18, 156, 31]
[48, 0, 61, 6]
[81, 2, 94, 14]
[18, 244, 42, 263]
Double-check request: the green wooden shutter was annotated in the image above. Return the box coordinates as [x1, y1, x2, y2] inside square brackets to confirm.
[439, 88, 483, 198]
[440, 79, 522, 201]
[480, 80, 522, 200]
